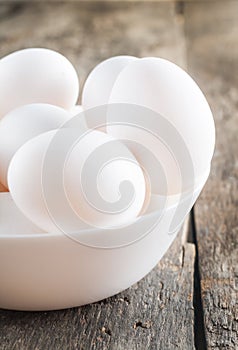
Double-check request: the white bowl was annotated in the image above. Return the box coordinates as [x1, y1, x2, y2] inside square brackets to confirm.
[0, 170, 209, 311]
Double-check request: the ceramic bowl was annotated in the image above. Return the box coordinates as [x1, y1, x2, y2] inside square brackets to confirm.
[0, 169, 209, 311]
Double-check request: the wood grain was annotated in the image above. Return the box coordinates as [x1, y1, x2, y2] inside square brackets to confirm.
[0, 0, 187, 92]
[185, 1, 238, 349]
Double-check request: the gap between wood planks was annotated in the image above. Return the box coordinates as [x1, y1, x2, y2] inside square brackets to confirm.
[175, 2, 207, 348]
[188, 208, 207, 350]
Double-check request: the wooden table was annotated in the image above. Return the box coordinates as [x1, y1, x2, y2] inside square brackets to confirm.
[0, 1, 237, 349]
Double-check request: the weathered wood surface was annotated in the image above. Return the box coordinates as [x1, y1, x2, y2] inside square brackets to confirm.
[186, 1, 238, 349]
[0, 1, 187, 82]
[0, 2, 197, 349]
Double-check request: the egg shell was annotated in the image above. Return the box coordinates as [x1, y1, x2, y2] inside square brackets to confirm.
[0, 103, 71, 188]
[64, 129, 146, 229]
[82, 55, 137, 113]
[107, 57, 215, 193]
[8, 129, 146, 233]
[70, 105, 83, 115]
[0, 48, 79, 118]
[69, 105, 88, 130]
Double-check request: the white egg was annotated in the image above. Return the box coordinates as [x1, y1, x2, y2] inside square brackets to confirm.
[0, 103, 70, 188]
[0, 48, 79, 119]
[8, 129, 146, 233]
[69, 105, 88, 130]
[64, 129, 146, 229]
[70, 105, 83, 115]
[82, 55, 137, 111]
[107, 57, 215, 194]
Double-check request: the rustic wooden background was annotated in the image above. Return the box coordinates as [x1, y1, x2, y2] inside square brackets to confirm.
[0, 1, 237, 349]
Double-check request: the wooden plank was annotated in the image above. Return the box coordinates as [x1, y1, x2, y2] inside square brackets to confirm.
[0, 0, 221, 3]
[0, 1, 197, 349]
[185, 1, 238, 349]
[0, 1, 187, 83]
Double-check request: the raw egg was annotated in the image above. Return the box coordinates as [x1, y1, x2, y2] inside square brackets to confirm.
[69, 105, 88, 130]
[0, 103, 70, 188]
[0, 48, 79, 118]
[8, 129, 146, 232]
[82, 55, 137, 110]
[107, 57, 215, 194]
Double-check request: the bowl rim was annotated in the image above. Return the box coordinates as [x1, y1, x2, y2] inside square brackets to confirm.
[0, 166, 210, 241]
